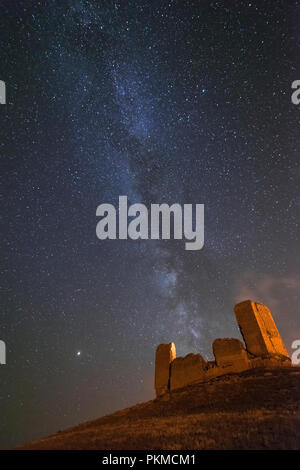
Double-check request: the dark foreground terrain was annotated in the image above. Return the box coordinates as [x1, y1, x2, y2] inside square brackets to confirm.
[19, 367, 300, 450]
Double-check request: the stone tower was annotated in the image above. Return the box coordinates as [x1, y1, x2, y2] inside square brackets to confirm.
[155, 342, 176, 396]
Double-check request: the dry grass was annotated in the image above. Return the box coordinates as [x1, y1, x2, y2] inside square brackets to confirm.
[18, 367, 300, 450]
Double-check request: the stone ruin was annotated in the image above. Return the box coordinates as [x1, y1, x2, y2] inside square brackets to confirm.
[155, 300, 291, 397]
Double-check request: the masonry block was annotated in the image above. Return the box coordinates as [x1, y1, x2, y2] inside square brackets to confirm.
[170, 353, 206, 391]
[213, 338, 249, 368]
[155, 343, 176, 396]
[234, 300, 289, 358]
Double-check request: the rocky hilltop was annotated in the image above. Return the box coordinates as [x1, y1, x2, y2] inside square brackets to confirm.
[19, 367, 300, 450]
[18, 300, 300, 450]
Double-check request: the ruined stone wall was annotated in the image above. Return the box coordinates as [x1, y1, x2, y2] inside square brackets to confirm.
[155, 300, 291, 396]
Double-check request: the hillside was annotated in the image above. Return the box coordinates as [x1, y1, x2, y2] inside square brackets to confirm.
[19, 367, 300, 450]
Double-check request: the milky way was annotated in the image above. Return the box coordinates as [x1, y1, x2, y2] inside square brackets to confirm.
[1, 0, 300, 448]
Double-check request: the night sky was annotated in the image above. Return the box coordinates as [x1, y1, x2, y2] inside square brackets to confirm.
[1, 0, 300, 449]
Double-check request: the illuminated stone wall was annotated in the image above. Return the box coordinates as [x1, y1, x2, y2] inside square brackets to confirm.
[155, 300, 291, 397]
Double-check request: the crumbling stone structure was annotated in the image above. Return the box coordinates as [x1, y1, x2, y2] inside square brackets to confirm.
[155, 300, 291, 397]
[155, 342, 176, 396]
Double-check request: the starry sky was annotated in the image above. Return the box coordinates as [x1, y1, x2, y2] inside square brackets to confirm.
[1, 0, 300, 449]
